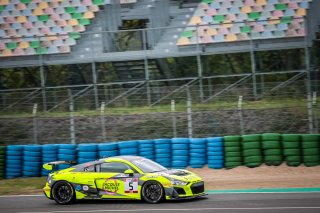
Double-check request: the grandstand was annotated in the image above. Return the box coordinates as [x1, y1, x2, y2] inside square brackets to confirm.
[0, 0, 319, 112]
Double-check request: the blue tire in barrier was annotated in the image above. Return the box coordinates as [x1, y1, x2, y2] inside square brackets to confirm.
[78, 152, 97, 159]
[208, 159, 224, 165]
[58, 154, 76, 161]
[23, 166, 40, 172]
[208, 164, 224, 169]
[6, 145, 23, 151]
[171, 161, 188, 167]
[23, 156, 41, 162]
[189, 165, 204, 168]
[190, 148, 206, 154]
[141, 155, 155, 160]
[207, 155, 224, 161]
[155, 149, 169, 154]
[119, 148, 138, 155]
[78, 144, 97, 152]
[139, 151, 154, 156]
[77, 158, 94, 164]
[171, 138, 189, 144]
[172, 150, 189, 156]
[6, 155, 22, 160]
[118, 141, 137, 149]
[189, 153, 205, 158]
[155, 144, 171, 149]
[42, 157, 58, 163]
[24, 161, 41, 167]
[155, 158, 171, 164]
[207, 151, 224, 156]
[6, 159, 22, 165]
[6, 150, 22, 156]
[139, 148, 154, 153]
[189, 160, 206, 165]
[155, 153, 171, 158]
[59, 144, 77, 149]
[24, 151, 41, 157]
[190, 138, 207, 144]
[59, 149, 76, 155]
[207, 146, 223, 152]
[24, 145, 42, 152]
[42, 149, 58, 154]
[190, 143, 206, 149]
[42, 144, 58, 150]
[98, 143, 118, 151]
[6, 168, 22, 173]
[171, 156, 189, 161]
[154, 139, 171, 144]
[58, 164, 71, 170]
[99, 150, 118, 158]
[172, 144, 189, 150]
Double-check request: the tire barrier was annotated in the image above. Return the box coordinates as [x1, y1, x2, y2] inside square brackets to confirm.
[23, 145, 42, 177]
[77, 144, 98, 164]
[98, 142, 118, 159]
[242, 134, 263, 168]
[207, 137, 224, 169]
[189, 138, 206, 168]
[0, 146, 6, 179]
[171, 138, 189, 169]
[138, 140, 155, 161]
[118, 141, 138, 156]
[41, 144, 58, 176]
[2, 134, 320, 179]
[154, 139, 171, 167]
[223, 135, 242, 169]
[58, 144, 76, 170]
[281, 134, 301, 167]
[301, 134, 320, 167]
[6, 145, 24, 179]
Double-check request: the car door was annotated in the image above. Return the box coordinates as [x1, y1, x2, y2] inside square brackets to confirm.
[94, 161, 141, 199]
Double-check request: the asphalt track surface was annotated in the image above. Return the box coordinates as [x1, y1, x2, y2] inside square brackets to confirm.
[0, 193, 319, 213]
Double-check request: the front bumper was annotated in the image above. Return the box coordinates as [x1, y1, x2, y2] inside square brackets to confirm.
[43, 184, 52, 199]
[165, 181, 206, 200]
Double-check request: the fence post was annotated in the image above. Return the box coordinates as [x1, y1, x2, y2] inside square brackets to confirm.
[69, 90, 76, 144]
[187, 92, 193, 138]
[171, 100, 177, 138]
[238, 96, 244, 135]
[312, 92, 318, 133]
[32, 103, 38, 144]
[100, 102, 107, 141]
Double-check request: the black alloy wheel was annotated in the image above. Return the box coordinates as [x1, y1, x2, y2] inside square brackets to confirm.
[52, 181, 75, 205]
[142, 181, 164, 204]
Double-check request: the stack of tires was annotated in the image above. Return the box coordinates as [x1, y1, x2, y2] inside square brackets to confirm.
[281, 134, 301, 167]
[138, 140, 155, 161]
[301, 134, 320, 167]
[154, 139, 171, 167]
[223, 135, 242, 169]
[262, 133, 283, 166]
[98, 143, 118, 159]
[118, 141, 138, 156]
[42, 144, 59, 176]
[207, 137, 224, 169]
[171, 138, 189, 169]
[23, 145, 42, 177]
[0, 146, 5, 179]
[189, 138, 206, 168]
[58, 144, 77, 170]
[241, 134, 263, 168]
[6, 145, 23, 178]
[77, 144, 98, 164]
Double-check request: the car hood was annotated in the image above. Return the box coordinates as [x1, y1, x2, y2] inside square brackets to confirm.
[153, 169, 202, 183]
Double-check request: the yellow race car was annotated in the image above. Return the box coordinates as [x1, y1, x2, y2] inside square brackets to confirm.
[43, 156, 206, 204]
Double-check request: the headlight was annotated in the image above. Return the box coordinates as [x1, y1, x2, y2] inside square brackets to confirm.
[168, 178, 188, 186]
[171, 180, 188, 186]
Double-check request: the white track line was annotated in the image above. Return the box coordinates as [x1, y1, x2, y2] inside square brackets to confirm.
[20, 207, 320, 213]
[0, 194, 42, 198]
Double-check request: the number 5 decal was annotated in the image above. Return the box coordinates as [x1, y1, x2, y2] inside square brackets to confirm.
[124, 178, 138, 193]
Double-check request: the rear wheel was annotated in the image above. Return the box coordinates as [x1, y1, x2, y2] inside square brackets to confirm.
[142, 181, 164, 204]
[52, 181, 75, 205]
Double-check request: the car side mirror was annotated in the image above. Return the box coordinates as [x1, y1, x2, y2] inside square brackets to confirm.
[124, 169, 134, 176]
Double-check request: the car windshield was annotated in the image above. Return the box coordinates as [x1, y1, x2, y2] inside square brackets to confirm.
[132, 158, 168, 173]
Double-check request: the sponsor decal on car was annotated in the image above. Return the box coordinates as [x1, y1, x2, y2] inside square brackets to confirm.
[103, 179, 120, 195]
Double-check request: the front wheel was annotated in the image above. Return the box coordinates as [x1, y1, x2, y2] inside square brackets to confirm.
[52, 181, 75, 205]
[141, 181, 164, 204]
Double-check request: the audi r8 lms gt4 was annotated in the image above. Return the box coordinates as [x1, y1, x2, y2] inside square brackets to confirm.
[43, 156, 206, 204]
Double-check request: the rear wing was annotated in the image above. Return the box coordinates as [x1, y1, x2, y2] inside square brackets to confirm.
[43, 160, 77, 171]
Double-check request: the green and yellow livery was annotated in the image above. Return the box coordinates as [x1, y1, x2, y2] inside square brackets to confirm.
[43, 156, 206, 204]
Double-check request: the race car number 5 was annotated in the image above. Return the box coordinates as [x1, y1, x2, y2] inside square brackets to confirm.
[124, 178, 138, 193]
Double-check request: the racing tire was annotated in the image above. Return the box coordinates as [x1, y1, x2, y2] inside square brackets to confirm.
[52, 181, 75, 205]
[141, 181, 164, 204]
